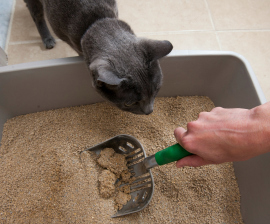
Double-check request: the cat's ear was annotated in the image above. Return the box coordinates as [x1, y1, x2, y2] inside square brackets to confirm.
[90, 59, 124, 88]
[96, 67, 124, 87]
[140, 39, 173, 61]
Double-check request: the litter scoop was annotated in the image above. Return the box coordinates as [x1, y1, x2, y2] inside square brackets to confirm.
[83, 134, 192, 217]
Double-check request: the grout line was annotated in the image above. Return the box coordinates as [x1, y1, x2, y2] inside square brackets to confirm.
[4, 0, 16, 54]
[215, 29, 270, 50]
[7, 29, 270, 45]
[9, 38, 62, 46]
[203, 0, 222, 50]
[204, 0, 216, 31]
[215, 33, 222, 50]
[8, 28, 270, 46]
[9, 40, 43, 45]
[136, 29, 270, 37]
[216, 29, 270, 32]
[7, 27, 270, 45]
[136, 30, 216, 36]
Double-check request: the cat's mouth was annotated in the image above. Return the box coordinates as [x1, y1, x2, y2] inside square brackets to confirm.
[133, 110, 152, 115]
[121, 106, 153, 115]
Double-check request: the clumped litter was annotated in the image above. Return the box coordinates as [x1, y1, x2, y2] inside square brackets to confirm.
[0, 96, 243, 223]
[98, 170, 116, 199]
[97, 148, 128, 178]
[96, 148, 133, 210]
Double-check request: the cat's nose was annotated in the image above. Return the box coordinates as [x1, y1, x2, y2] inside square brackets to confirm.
[142, 106, 153, 115]
[144, 110, 153, 115]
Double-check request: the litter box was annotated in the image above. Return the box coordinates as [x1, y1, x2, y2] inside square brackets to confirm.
[0, 50, 269, 223]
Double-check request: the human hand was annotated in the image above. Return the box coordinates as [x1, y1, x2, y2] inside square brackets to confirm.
[174, 104, 270, 168]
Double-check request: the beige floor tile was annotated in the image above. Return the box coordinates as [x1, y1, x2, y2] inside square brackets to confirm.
[143, 31, 220, 51]
[10, 0, 42, 42]
[12, 0, 214, 44]
[207, 0, 270, 30]
[7, 40, 77, 65]
[10, 0, 58, 43]
[117, 0, 213, 33]
[218, 31, 270, 101]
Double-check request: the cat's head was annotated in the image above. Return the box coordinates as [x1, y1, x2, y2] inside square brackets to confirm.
[81, 20, 173, 115]
[89, 39, 172, 115]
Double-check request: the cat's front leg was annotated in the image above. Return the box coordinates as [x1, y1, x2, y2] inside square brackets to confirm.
[24, 0, 55, 49]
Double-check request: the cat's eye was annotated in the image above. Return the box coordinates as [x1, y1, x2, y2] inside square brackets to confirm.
[124, 102, 136, 107]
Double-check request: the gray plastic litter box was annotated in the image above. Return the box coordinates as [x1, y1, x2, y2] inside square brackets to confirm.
[0, 50, 269, 223]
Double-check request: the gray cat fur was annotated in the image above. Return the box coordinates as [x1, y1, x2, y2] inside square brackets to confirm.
[24, 0, 173, 115]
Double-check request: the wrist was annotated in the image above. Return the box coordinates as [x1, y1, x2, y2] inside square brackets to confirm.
[249, 103, 270, 154]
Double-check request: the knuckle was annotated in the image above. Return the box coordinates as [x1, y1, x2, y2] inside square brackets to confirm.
[181, 141, 191, 151]
[211, 107, 223, 113]
[180, 136, 196, 152]
[187, 121, 199, 131]
[198, 111, 208, 118]
[187, 121, 195, 129]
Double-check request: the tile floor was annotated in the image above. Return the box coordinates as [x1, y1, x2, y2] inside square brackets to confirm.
[3, 0, 270, 101]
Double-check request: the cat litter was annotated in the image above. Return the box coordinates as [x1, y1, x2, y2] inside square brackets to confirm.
[0, 96, 243, 223]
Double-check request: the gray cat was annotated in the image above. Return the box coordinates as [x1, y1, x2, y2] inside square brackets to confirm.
[24, 0, 173, 115]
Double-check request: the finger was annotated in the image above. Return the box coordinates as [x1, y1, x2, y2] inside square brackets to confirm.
[210, 107, 224, 113]
[174, 127, 187, 144]
[175, 155, 213, 168]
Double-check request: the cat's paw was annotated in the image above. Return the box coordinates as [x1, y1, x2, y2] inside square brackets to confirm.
[43, 37, 56, 49]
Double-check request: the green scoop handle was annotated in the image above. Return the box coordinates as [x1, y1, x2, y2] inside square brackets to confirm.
[154, 143, 193, 166]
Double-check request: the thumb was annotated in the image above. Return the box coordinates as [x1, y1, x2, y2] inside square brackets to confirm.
[174, 127, 187, 146]
[176, 155, 213, 168]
